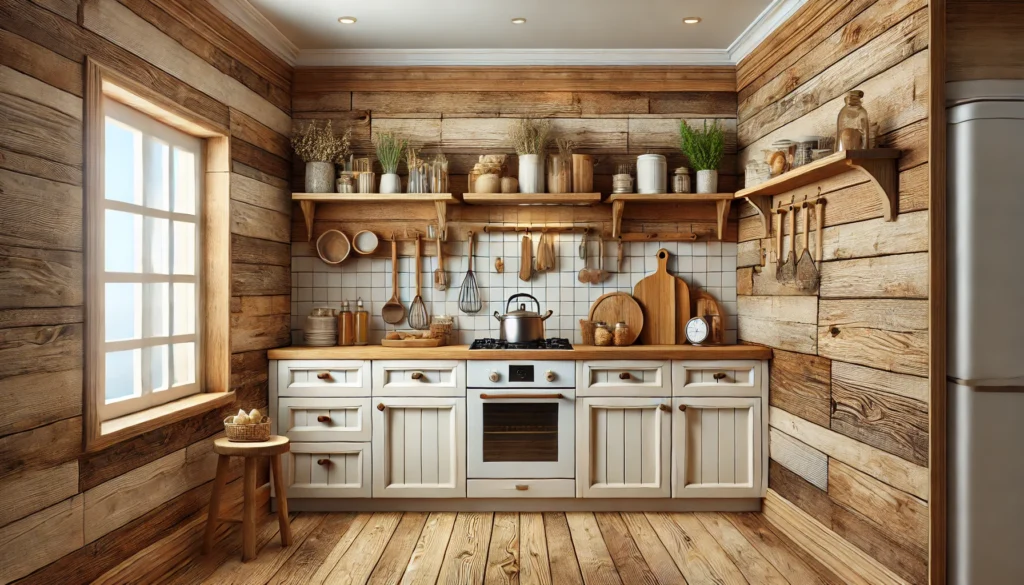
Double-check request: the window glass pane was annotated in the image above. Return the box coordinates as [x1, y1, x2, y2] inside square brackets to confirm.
[105, 283, 140, 342]
[144, 137, 170, 211]
[173, 282, 195, 335]
[105, 209, 142, 273]
[105, 349, 141, 403]
[173, 221, 195, 275]
[172, 342, 196, 387]
[173, 147, 196, 215]
[144, 216, 169, 274]
[143, 283, 169, 338]
[148, 345, 169, 392]
[104, 118, 141, 205]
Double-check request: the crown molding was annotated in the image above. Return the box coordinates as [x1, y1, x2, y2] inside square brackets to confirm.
[294, 48, 734, 67]
[728, 0, 808, 63]
[207, 0, 298, 65]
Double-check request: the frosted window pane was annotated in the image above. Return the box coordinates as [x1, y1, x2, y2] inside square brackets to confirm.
[105, 349, 140, 403]
[173, 148, 196, 215]
[144, 137, 170, 211]
[148, 345, 169, 392]
[144, 216, 169, 274]
[105, 210, 141, 273]
[143, 282, 169, 338]
[173, 222, 195, 275]
[172, 342, 196, 387]
[105, 283, 140, 342]
[104, 118, 140, 205]
[173, 283, 195, 335]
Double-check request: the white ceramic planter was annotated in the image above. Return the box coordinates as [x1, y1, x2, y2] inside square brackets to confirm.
[379, 172, 401, 194]
[518, 154, 545, 194]
[304, 161, 335, 193]
[696, 169, 719, 194]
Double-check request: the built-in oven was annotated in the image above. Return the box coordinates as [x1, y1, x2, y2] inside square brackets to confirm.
[467, 360, 575, 479]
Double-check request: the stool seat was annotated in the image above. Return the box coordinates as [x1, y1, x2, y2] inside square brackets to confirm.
[214, 435, 290, 457]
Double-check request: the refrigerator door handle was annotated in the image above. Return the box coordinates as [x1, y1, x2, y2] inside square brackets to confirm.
[947, 375, 1024, 388]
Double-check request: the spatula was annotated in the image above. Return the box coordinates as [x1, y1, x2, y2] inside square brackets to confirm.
[382, 235, 406, 325]
[796, 200, 820, 292]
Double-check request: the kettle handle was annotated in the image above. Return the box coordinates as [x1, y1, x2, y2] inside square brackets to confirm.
[505, 293, 540, 314]
[540, 310, 553, 321]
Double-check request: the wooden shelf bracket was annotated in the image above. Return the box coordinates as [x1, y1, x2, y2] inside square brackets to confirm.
[608, 193, 733, 240]
[299, 200, 316, 242]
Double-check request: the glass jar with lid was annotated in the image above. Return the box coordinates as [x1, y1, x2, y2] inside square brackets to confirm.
[836, 90, 869, 151]
[593, 322, 613, 346]
[671, 167, 692, 194]
[613, 322, 632, 346]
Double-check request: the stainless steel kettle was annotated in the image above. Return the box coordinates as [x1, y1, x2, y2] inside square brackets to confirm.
[493, 293, 553, 342]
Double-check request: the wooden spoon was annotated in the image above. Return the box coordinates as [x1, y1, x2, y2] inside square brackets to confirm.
[519, 234, 533, 281]
[382, 235, 406, 325]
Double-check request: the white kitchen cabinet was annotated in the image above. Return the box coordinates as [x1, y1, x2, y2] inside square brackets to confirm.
[672, 360, 763, 397]
[372, 397, 466, 498]
[672, 396, 762, 498]
[278, 397, 372, 442]
[372, 360, 465, 397]
[281, 442, 371, 498]
[577, 360, 671, 397]
[276, 360, 370, 397]
[576, 397, 671, 498]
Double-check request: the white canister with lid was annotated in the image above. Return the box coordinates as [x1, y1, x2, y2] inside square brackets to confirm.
[636, 154, 667, 194]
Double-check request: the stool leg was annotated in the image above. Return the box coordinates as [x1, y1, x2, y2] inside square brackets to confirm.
[203, 454, 230, 554]
[242, 457, 257, 562]
[271, 453, 293, 546]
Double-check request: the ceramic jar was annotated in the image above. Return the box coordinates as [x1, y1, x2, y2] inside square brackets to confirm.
[475, 173, 501, 193]
[672, 167, 692, 194]
[305, 161, 334, 193]
[501, 176, 519, 193]
[379, 173, 401, 194]
[636, 154, 667, 194]
[518, 154, 545, 193]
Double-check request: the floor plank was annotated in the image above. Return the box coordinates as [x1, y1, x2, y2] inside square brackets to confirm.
[306, 513, 374, 585]
[542, 513, 585, 585]
[436, 512, 493, 585]
[320, 512, 402, 584]
[400, 512, 458, 585]
[618, 513, 688, 585]
[268, 513, 363, 585]
[519, 513, 551, 585]
[366, 512, 428, 585]
[201, 513, 324, 585]
[645, 512, 747, 585]
[565, 512, 623, 585]
[484, 512, 520, 585]
[696, 512, 790, 585]
[725, 512, 840, 585]
[593, 513, 659, 585]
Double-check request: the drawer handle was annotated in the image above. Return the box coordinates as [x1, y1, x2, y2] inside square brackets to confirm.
[678, 404, 688, 412]
[317, 459, 331, 466]
[713, 372, 727, 380]
[659, 404, 671, 412]
[618, 372, 632, 380]
[515, 484, 529, 491]
[410, 371, 424, 380]
[317, 371, 332, 380]
[317, 415, 331, 423]
[377, 403, 386, 411]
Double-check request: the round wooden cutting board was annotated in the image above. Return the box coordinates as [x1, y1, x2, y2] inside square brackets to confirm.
[588, 292, 644, 345]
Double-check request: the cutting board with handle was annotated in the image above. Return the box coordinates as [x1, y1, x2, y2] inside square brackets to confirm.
[674, 274, 691, 344]
[633, 249, 677, 344]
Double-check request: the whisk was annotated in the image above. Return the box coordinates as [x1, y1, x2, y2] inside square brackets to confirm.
[458, 230, 481, 314]
[409, 235, 429, 330]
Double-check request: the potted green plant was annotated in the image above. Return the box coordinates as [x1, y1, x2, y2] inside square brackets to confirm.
[292, 120, 348, 193]
[507, 118, 551, 193]
[373, 131, 407, 194]
[679, 120, 726, 193]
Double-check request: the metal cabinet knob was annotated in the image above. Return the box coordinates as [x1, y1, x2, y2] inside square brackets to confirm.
[317, 415, 331, 423]
[377, 403, 386, 411]
[678, 404, 688, 412]
[317, 459, 330, 466]
[317, 371, 332, 380]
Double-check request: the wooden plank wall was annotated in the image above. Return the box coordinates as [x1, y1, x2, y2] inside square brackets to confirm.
[0, 0, 292, 582]
[734, 0, 930, 583]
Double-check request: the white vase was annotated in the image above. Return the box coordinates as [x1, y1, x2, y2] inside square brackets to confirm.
[304, 161, 334, 193]
[379, 172, 401, 194]
[518, 154, 544, 194]
[696, 169, 719, 194]
[637, 154, 667, 194]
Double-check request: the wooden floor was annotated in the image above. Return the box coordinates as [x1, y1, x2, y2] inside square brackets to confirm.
[100, 510, 848, 584]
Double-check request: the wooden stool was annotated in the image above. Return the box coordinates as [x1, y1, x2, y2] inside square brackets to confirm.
[204, 435, 292, 561]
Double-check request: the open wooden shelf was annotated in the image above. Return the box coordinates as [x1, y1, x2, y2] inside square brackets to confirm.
[461, 192, 602, 206]
[606, 192, 733, 240]
[735, 148, 900, 239]
[292, 193, 459, 241]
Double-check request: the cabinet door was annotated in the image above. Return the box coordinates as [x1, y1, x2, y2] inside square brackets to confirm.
[673, 397, 762, 498]
[280, 442, 371, 498]
[372, 397, 466, 498]
[576, 397, 671, 498]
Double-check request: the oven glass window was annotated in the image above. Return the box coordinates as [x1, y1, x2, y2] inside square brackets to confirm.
[482, 403, 559, 462]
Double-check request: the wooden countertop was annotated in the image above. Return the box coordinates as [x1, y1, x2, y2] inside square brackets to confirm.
[268, 344, 772, 361]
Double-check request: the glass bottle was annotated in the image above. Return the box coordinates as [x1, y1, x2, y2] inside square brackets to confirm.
[338, 300, 354, 346]
[354, 298, 369, 346]
[836, 90, 869, 152]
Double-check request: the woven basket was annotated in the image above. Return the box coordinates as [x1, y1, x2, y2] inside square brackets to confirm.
[224, 418, 271, 442]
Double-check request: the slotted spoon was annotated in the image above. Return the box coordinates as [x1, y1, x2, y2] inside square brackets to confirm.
[409, 235, 429, 330]
[381, 235, 406, 326]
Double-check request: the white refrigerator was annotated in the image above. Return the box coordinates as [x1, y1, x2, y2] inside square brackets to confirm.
[947, 80, 1024, 585]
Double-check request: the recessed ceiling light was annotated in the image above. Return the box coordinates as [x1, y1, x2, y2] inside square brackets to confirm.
[511, 17, 527, 24]
[682, 17, 702, 24]
[338, 16, 357, 24]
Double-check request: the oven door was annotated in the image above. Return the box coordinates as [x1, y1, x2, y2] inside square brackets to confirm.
[468, 389, 575, 479]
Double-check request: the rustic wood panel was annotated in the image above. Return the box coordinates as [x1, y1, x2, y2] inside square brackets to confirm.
[769, 459, 832, 527]
[947, 2, 1024, 81]
[0, 68, 82, 170]
[0, 369, 81, 437]
[628, 118, 737, 154]
[828, 459, 927, 554]
[817, 299, 928, 377]
[0, 323, 81, 379]
[230, 172, 290, 215]
[231, 137, 290, 181]
[769, 348, 832, 427]
[0, 416, 80, 479]
[355, 91, 583, 118]
[649, 92, 738, 116]
[230, 313, 291, 354]
[0, 169, 82, 251]
[820, 211, 929, 261]
[233, 161, 290, 189]
[0, 459, 78, 530]
[232, 263, 290, 297]
[0, 28, 83, 96]
[832, 380, 928, 466]
[832, 360, 928, 404]
[371, 118, 442, 149]
[819, 253, 928, 299]
[0, 306, 82, 329]
[830, 503, 926, 584]
[0, 494, 84, 583]
[232, 234, 291, 267]
[292, 92, 352, 113]
[737, 296, 818, 354]
[230, 109, 290, 160]
[231, 199, 291, 244]
[0, 245, 82, 309]
[770, 427, 829, 491]
[0, 146, 82, 187]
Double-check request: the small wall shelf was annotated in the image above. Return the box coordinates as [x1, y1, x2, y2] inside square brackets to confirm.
[606, 193, 733, 240]
[292, 193, 458, 242]
[462, 193, 603, 206]
[735, 148, 900, 239]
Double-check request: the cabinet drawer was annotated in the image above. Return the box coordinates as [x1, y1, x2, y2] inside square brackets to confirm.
[372, 360, 465, 397]
[673, 360, 763, 397]
[467, 479, 576, 499]
[277, 360, 370, 397]
[577, 360, 671, 396]
[278, 397, 371, 442]
[281, 442, 370, 498]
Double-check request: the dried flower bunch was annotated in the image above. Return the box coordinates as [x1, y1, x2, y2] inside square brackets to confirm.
[679, 120, 725, 171]
[291, 120, 350, 163]
[507, 118, 552, 155]
[373, 131, 407, 174]
[555, 137, 577, 162]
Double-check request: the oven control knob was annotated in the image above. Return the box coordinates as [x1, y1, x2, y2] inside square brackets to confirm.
[488, 371, 500, 383]
[545, 370, 556, 382]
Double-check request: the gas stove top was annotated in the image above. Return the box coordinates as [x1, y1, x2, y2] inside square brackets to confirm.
[469, 338, 573, 350]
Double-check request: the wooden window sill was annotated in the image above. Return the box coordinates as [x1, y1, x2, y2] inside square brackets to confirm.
[89, 391, 235, 452]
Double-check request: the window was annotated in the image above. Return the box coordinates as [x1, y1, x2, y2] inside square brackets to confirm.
[97, 100, 204, 421]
